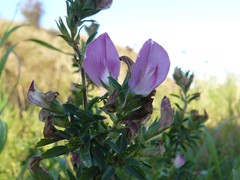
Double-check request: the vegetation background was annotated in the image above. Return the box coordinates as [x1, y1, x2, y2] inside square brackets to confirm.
[1, 1, 240, 179]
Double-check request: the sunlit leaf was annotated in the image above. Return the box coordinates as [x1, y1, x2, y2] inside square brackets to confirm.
[36, 138, 59, 147]
[26, 38, 73, 55]
[0, 44, 17, 77]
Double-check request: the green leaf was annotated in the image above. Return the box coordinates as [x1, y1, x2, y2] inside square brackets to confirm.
[26, 39, 73, 55]
[63, 103, 105, 122]
[86, 32, 98, 45]
[108, 76, 122, 91]
[204, 127, 222, 179]
[101, 166, 115, 180]
[125, 144, 140, 155]
[87, 97, 100, 111]
[87, 95, 107, 111]
[105, 139, 121, 154]
[79, 167, 99, 180]
[67, 169, 77, 180]
[170, 93, 181, 99]
[123, 166, 146, 180]
[119, 132, 127, 151]
[36, 138, 59, 147]
[140, 161, 152, 169]
[57, 130, 72, 139]
[124, 158, 142, 168]
[0, 24, 27, 47]
[232, 169, 240, 180]
[92, 146, 106, 170]
[78, 123, 90, 138]
[0, 44, 21, 115]
[0, 44, 17, 77]
[0, 120, 8, 153]
[42, 145, 69, 159]
[56, 18, 71, 39]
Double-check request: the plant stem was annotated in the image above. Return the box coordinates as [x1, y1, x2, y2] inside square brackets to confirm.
[73, 43, 88, 110]
[81, 66, 88, 110]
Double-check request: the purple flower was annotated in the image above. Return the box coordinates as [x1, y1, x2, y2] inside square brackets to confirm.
[174, 153, 186, 168]
[128, 39, 170, 96]
[83, 33, 120, 86]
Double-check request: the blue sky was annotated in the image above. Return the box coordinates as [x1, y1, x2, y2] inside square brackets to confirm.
[1, 0, 240, 81]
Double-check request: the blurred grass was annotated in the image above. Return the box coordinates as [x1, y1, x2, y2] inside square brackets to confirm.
[1, 19, 240, 179]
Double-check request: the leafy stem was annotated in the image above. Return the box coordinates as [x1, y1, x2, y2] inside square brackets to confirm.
[73, 43, 88, 110]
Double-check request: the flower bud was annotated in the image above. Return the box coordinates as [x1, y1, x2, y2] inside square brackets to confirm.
[173, 67, 194, 93]
[43, 120, 60, 140]
[103, 89, 119, 113]
[173, 153, 185, 168]
[159, 96, 174, 131]
[190, 110, 208, 122]
[120, 55, 134, 73]
[126, 122, 140, 140]
[123, 91, 155, 122]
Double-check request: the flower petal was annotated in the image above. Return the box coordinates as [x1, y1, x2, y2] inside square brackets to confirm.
[27, 80, 59, 110]
[27, 80, 49, 109]
[128, 39, 170, 96]
[83, 32, 120, 86]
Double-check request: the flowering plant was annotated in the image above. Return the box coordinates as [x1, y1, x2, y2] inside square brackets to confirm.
[27, 1, 207, 179]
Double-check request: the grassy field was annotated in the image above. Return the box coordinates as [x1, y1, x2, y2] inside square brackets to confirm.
[1, 19, 240, 179]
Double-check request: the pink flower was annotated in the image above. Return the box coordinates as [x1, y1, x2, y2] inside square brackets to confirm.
[83, 33, 120, 86]
[128, 39, 170, 96]
[174, 153, 185, 168]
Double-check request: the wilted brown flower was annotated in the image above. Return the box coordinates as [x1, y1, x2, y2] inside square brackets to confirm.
[103, 89, 119, 113]
[43, 120, 60, 140]
[28, 156, 53, 179]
